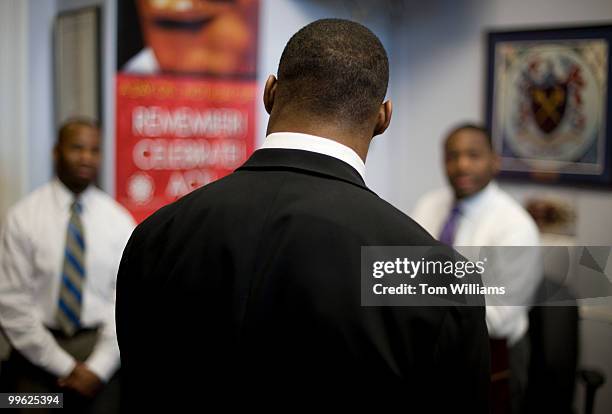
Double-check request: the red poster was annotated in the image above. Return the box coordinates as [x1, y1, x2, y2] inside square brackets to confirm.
[116, 0, 259, 222]
[116, 75, 256, 223]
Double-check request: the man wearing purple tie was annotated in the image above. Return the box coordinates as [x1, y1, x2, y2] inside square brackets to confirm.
[412, 123, 540, 414]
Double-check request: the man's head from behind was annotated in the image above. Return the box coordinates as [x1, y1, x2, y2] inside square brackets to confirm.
[264, 19, 392, 153]
[54, 118, 101, 195]
[444, 124, 500, 200]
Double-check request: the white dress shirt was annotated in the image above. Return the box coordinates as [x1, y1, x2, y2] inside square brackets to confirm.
[0, 179, 135, 381]
[412, 182, 541, 345]
[123, 47, 159, 74]
[261, 132, 366, 181]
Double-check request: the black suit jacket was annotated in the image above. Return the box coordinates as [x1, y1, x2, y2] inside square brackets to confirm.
[116, 149, 490, 411]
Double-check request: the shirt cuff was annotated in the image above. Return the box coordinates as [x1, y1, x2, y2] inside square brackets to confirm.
[47, 348, 76, 378]
[85, 351, 119, 383]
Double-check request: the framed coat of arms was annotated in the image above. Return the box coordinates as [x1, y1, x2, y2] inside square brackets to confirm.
[486, 25, 612, 186]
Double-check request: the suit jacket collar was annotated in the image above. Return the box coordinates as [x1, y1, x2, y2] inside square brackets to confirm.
[261, 132, 366, 181]
[236, 149, 374, 194]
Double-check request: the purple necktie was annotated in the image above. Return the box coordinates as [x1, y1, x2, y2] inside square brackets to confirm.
[438, 205, 461, 246]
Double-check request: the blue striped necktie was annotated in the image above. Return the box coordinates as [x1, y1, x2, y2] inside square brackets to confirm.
[57, 200, 85, 336]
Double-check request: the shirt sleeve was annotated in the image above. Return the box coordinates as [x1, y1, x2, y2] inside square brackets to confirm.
[0, 211, 76, 378]
[410, 190, 448, 237]
[410, 195, 432, 227]
[85, 286, 120, 382]
[85, 212, 135, 382]
[484, 216, 541, 344]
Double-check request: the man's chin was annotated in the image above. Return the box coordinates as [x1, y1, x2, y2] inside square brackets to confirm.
[453, 187, 477, 199]
[67, 176, 95, 193]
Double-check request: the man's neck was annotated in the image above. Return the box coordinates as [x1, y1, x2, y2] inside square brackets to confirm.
[57, 175, 87, 196]
[454, 182, 494, 205]
[266, 122, 371, 163]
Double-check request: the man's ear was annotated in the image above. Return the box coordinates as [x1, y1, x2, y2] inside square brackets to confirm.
[53, 144, 59, 164]
[492, 152, 501, 176]
[263, 75, 278, 115]
[373, 99, 392, 137]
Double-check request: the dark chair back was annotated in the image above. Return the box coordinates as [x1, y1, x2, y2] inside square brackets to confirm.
[525, 278, 579, 414]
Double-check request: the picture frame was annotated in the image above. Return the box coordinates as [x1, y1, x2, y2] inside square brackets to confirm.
[54, 6, 101, 127]
[486, 25, 612, 187]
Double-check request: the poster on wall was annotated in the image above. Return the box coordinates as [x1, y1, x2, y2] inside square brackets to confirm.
[116, 0, 259, 222]
[486, 25, 612, 186]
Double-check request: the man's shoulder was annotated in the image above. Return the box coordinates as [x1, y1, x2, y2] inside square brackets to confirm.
[4, 182, 54, 222]
[358, 197, 439, 244]
[414, 187, 452, 211]
[133, 169, 437, 246]
[411, 187, 452, 231]
[128, 179, 210, 240]
[285, 182, 438, 245]
[490, 185, 537, 228]
[367, 191, 427, 228]
[482, 184, 539, 243]
[89, 187, 136, 227]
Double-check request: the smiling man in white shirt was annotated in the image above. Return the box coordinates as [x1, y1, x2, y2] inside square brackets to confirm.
[412, 123, 540, 414]
[0, 119, 135, 412]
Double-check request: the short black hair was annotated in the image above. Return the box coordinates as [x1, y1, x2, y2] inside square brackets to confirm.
[57, 117, 100, 145]
[276, 18, 389, 126]
[445, 123, 492, 149]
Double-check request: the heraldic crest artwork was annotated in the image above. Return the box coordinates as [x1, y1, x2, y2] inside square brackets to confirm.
[487, 25, 612, 186]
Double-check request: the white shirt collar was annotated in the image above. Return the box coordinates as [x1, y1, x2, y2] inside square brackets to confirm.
[261, 132, 366, 181]
[458, 181, 498, 216]
[52, 178, 94, 212]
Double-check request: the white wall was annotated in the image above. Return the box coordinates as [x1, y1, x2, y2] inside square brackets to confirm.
[26, 0, 56, 193]
[19, 0, 114, 198]
[0, 0, 29, 216]
[0, 0, 29, 361]
[56, 0, 116, 194]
